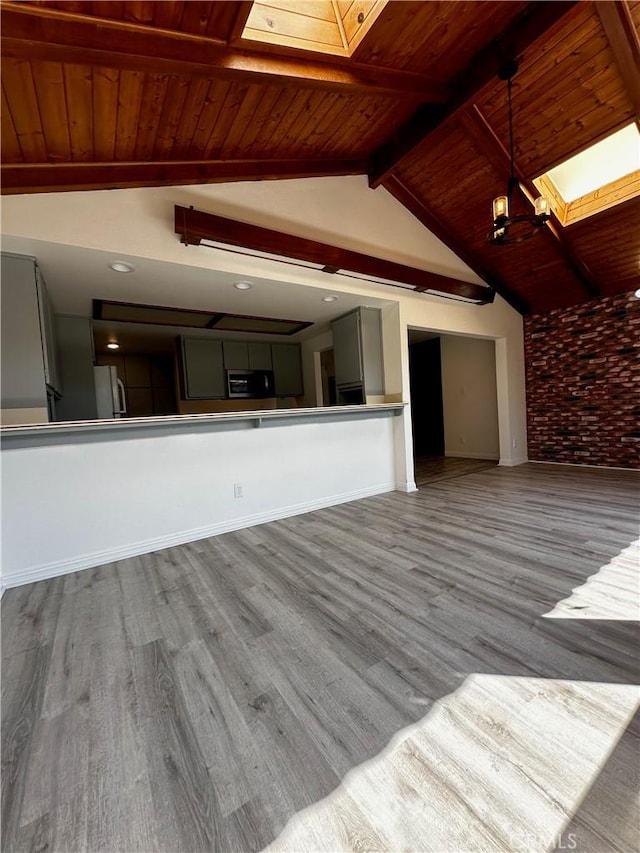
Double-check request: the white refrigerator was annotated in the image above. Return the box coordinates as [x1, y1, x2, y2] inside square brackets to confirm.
[94, 365, 127, 418]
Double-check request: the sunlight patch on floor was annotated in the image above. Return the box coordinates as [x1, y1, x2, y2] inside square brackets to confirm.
[543, 539, 640, 621]
[265, 675, 640, 852]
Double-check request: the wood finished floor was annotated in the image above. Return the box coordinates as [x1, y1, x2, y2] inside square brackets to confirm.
[414, 455, 497, 486]
[2, 463, 639, 852]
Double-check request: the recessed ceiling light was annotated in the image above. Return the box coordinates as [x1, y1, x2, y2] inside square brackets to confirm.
[109, 261, 135, 273]
[635, 289, 640, 299]
[234, 280, 254, 290]
[106, 341, 120, 350]
[322, 295, 338, 302]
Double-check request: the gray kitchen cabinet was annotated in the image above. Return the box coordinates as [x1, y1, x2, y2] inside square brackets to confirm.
[223, 341, 273, 371]
[222, 341, 249, 370]
[36, 267, 61, 395]
[271, 343, 303, 397]
[181, 337, 226, 398]
[332, 307, 384, 398]
[248, 342, 272, 370]
[55, 316, 98, 421]
[331, 309, 362, 386]
[1, 253, 61, 422]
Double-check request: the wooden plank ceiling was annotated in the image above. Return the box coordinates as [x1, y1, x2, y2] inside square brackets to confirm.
[1, 0, 639, 314]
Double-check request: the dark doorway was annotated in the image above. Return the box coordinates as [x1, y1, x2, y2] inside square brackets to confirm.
[409, 337, 444, 456]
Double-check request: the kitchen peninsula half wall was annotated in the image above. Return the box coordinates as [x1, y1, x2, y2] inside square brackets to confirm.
[1, 404, 404, 589]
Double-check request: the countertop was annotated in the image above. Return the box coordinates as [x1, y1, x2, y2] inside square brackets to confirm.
[1, 402, 406, 444]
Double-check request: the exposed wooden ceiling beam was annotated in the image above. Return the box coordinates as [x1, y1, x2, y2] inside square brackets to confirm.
[228, 1, 255, 44]
[595, 1, 640, 127]
[0, 3, 449, 101]
[460, 105, 601, 299]
[1, 159, 367, 194]
[174, 205, 494, 304]
[368, 1, 578, 187]
[382, 175, 528, 314]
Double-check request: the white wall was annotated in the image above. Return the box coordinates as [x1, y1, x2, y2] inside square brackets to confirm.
[0, 177, 485, 287]
[1, 412, 396, 588]
[440, 335, 500, 460]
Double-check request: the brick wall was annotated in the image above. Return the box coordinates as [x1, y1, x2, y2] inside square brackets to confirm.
[524, 291, 640, 469]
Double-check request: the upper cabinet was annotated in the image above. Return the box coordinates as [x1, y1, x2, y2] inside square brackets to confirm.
[36, 267, 61, 395]
[222, 341, 250, 370]
[180, 336, 302, 400]
[55, 316, 98, 422]
[248, 342, 273, 371]
[272, 343, 303, 397]
[1, 253, 61, 423]
[332, 307, 384, 396]
[222, 341, 274, 371]
[180, 338, 226, 399]
[331, 309, 362, 386]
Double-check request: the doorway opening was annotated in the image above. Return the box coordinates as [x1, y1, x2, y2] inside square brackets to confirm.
[408, 330, 499, 486]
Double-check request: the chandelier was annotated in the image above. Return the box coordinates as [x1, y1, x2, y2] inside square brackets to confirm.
[488, 60, 550, 245]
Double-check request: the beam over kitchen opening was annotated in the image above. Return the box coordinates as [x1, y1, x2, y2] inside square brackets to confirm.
[174, 205, 494, 304]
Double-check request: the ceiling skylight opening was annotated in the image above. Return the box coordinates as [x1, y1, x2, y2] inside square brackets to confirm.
[533, 123, 640, 226]
[241, 1, 389, 58]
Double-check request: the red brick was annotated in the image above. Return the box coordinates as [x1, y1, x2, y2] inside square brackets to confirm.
[524, 291, 640, 469]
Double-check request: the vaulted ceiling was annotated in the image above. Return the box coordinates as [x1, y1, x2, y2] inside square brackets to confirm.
[2, 0, 639, 314]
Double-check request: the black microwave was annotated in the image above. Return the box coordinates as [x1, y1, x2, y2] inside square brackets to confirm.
[227, 369, 275, 399]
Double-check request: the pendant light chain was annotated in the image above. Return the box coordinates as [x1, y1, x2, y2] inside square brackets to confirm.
[507, 75, 516, 194]
[488, 60, 550, 245]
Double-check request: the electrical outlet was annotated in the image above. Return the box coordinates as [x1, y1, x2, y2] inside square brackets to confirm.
[512, 438, 518, 449]
[233, 483, 244, 499]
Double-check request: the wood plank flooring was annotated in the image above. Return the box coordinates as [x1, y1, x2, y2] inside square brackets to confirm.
[2, 463, 639, 852]
[414, 454, 497, 486]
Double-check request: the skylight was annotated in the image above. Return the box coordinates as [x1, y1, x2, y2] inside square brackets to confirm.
[547, 124, 639, 202]
[533, 123, 640, 226]
[242, 1, 388, 57]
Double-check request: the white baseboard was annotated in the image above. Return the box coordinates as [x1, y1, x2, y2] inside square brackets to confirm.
[499, 456, 529, 467]
[1, 482, 396, 591]
[396, 480, 418, 493]
[445, 451, 500, 461]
